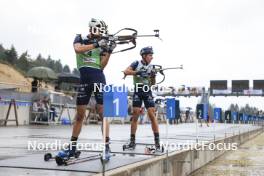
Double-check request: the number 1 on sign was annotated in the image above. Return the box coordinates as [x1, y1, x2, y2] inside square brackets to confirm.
[169, 107, 173, 117]
[113, 98, 119, 116]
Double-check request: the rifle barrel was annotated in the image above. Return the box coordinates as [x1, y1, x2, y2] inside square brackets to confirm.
[137, 34, 159, 37]
[117, 35, 135, 40]
[162, 67, 183, 71]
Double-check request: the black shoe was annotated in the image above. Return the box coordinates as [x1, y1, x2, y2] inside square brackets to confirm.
[123, 140, 136, 150]
[155, 142, 164, 153]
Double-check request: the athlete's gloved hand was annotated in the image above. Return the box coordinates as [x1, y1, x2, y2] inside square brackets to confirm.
[107, 41, 117, 54]
[93, 39, 108, 48]
[150, 70, 157, 77]
[136, 70, 149, 78]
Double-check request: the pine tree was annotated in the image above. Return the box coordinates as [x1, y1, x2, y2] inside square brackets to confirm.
[16, 51, 30, 71]
[5, 45, 18, 65]
[72, 68, 80, 76]
[0, 44, 5, 53]
[54, 59, 63, 73]
[63, 65, 71, 73]
[0, 44, 7, 62]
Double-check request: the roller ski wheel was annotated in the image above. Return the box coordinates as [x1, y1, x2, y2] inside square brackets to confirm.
[44, 153, 52, 161]
[55, 156, 67, 166]
[74, 151, 81, 158]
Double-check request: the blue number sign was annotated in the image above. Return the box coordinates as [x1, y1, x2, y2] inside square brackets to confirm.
[214, 108, 222, 121]
[103, 85, 128, 117]
[166, 98, 176, 119]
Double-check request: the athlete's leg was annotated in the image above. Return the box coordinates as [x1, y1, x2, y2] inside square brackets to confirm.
[130, 92, 142, 142]
[93, 78, 111, 149]
[147, 107, 159, 134]
[144, 92, 160, 147]
[72, 105, 87, 138]
[66, 83, 92, 154]
[131, 107, 141, 135]
[97, 104, 110, 143]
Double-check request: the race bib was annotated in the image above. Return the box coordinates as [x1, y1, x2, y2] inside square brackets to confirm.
[83, 57, 96, 63]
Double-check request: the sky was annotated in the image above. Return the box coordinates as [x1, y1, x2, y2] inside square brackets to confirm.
[0, 0, 264, 110]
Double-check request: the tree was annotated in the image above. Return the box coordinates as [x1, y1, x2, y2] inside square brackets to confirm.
[16, 51, 30, 71]
[34, 53, 47, 67]
[72, 68, 80, 76]
[0, 43, 74, 77]
[54, 59, 63, 73]
[0, 44, 5, 53]
[5, 45, 18, 64]
[63, 65, 71, 73]
[0, 44, 7, 62]
[47, 55, 56, 71]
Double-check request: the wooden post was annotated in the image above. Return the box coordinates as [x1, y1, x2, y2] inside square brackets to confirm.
[4, 99, 18, 126]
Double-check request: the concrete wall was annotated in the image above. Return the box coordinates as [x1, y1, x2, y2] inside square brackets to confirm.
[101, 127, 263, 176]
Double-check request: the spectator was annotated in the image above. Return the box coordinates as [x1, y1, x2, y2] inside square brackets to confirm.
[32, 100, 39, 112]
[49, 105, 57, 121]
[31, 78, 38, 92]
[42, 95, 50, 111]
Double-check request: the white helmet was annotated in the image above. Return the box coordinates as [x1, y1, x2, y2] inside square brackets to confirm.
[89, 18, 108, 35]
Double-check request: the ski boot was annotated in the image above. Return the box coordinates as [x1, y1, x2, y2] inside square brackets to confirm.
[101, 144, 111, 163]
[122, 140, 136, 151]
[55, 147, 81, 166]
[154, 142, 164, 153]
[145, 142, 164, 154]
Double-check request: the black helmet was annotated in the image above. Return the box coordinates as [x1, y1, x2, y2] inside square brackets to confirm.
[140, 46, 154, 56]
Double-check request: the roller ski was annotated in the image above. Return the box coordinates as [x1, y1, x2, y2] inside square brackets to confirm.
[44, 150, 81, 162]
[122, 140, 136, 151]
[56, 153, 105, 166]
[52, 145, 113, 166]
[145, 143, 164, 154]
